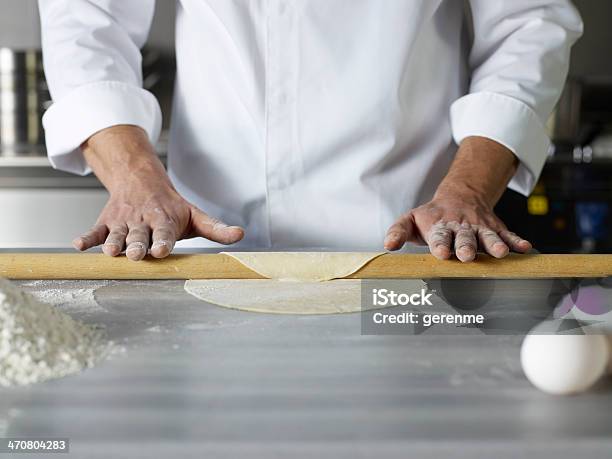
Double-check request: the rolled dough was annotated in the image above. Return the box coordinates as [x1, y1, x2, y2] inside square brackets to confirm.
[184, 252, 410, 315]
[186, 279, 353, 314]
[222, 252, 384, 281]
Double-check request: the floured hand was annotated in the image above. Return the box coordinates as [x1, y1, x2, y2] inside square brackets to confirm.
[384, 193, 531, 262]
[384, 136, 532, 262]
[72, 125, 244, 261]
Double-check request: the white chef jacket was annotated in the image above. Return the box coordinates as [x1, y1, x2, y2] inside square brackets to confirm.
[39, 0, 582, 250]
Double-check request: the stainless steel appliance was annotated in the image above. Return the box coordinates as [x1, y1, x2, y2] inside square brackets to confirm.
[0, 48, 49, 155]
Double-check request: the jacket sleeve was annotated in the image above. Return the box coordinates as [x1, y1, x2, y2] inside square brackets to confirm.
[450, 0, 583, 195]
[38, 0, 162, 175]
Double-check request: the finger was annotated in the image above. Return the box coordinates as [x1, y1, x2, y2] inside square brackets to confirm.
[427, 221, 453, 260]
[151, 226, 176, 259]
[499, 230, 532, 253]
[478, 227, 509, 258]
[72, 224, 108, 252]
[125, 225, 150, 261]
[453, 222, 477, 262]
[190, 208, 244, 245]
[384, 213, 415, 251]
[103, 224, 128, 257]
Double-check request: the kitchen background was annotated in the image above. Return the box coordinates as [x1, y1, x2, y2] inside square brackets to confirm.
[0, 0, 610, 252]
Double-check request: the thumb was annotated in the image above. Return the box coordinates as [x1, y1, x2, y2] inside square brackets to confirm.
[384, 212, 416, 251]
[189, 207, 244, 245]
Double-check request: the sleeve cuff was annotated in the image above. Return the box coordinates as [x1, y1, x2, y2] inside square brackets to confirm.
[42, 81, 162, 175]
[450, 92, 550, 196]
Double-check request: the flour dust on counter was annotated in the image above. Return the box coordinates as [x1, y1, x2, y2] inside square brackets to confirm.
[19, 279, 109, 313]
[0, 278, 117, 387]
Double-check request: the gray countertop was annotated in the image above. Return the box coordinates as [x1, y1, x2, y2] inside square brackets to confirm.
[0, 279, 611, 459]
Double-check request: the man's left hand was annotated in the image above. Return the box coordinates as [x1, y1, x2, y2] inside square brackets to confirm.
[384, 189, 531, 262]
[383, 136, 533, 262]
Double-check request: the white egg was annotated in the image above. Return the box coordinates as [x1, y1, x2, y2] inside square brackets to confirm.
[521, 330, 609, 395]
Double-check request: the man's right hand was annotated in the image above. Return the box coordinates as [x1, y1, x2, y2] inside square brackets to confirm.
[72, 125, 244, 261]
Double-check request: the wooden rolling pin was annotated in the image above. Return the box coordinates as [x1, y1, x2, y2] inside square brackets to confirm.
[0, 253, 610, 280]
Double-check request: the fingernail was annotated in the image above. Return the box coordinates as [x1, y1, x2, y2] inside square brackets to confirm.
[210, 221, 229, 230]
[103, 242, 120, 250]
[520, 240, 533, 251]
[433, 247, 451, 259]
[127, 242, 147, 252]
[457, 246, 475, 259]
[384, 234, 397, 244]
[102, 243, 121, 257]
[227, 226, 245, 237]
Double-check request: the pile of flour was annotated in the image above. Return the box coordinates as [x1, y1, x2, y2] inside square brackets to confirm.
[0, 278, 114, 387]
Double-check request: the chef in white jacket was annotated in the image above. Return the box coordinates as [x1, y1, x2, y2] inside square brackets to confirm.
[38, 0, 582, 262]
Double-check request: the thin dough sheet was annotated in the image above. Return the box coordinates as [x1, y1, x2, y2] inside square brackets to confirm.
[184, 279, 427, 315]
[185, 252, 401, 315]
[222, 252, 384, 281]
